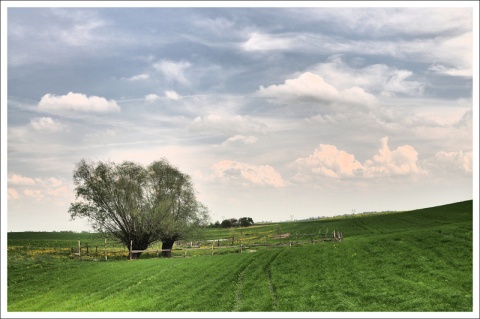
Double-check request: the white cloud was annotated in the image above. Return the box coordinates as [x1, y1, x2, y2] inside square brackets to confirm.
[363, 137, 423, 177]
[312, 56, 425, 97]
[257, 71, 377, 107]
[165, 90, 180, 100]
[8, 175, 71, 202]
[222, 135, 258, 147]
[294, 137, 425, 180]
[424, 31, 472, 77]
[128, 73, 150, 81]
[428, 63, 471, 77]
[145, 94, 161, 102]
[153, 60, 191, 84]
[211, 160, 285, 188]
[8, 174, 36, 186]
[30, 117, 66, 132]
[38, 92, 120, 113]
[8, 189, 20, 200]
[431, 150, 472, 175]
[242, 32, 295, 51]
[23, 189, 45, 201]
[294, 144, 364, 178]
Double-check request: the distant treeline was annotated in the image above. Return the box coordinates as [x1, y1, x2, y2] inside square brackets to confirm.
[207, 217, 254, 228]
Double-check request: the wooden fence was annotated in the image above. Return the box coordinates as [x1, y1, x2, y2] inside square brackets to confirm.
[72, 230, 344, 260]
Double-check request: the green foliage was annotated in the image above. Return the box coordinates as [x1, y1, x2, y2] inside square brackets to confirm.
[239, 217, 254, 227]
[69, 158, 209, 257]
[7, 200, 473, 312]
[221, 219, 233, 228]
[213, 217, 254, 228]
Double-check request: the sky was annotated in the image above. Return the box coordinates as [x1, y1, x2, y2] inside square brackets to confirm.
[2, 2, 479, 233]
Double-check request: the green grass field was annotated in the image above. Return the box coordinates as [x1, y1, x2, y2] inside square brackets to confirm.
[7, 200, 473, 312]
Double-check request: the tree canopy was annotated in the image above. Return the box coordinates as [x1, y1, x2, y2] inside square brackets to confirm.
[69, 158, 209, 258]
[210, 217, 254, 228]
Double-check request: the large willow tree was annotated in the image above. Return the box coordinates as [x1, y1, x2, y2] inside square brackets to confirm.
[69, 158, 209, 258]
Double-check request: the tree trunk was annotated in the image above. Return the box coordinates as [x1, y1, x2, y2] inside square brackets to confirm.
[130, 251, 142, 260]
[124, 240, 150, 260]
[161, 238, 176, 258]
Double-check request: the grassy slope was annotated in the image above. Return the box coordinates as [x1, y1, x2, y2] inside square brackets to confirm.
[7, 200, 473, 312]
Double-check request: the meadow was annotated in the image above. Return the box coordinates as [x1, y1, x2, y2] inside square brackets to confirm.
[7, 200, 473, 312]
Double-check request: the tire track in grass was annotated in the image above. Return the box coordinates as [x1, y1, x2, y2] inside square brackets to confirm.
[264, 249, 285, 311]
[232, 254, 258, 311]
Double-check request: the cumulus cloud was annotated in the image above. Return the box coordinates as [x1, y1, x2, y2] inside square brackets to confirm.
[153, 60, 191, 84]
[8, 175, 71, 202]
[294, 144, 364, 178]
[165, 90, 180, 100]
[363, 137, 422, 177]
[211, 160, 285, 188]
[30, 117, 66, 132]
[257, 72, 377, 107]
[38, 92, 120, 112]
[222, 135, 258, 147]
[294, 137, 424, 180]
[8, 174, 36, 186]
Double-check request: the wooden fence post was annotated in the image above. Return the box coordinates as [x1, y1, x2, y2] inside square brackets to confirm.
[86, 243, 89, 255]
[78, 240, 81, 257]
[211, 242, 214, 256]
[130, 240, 133, 260]
[104, 238, 107, 261]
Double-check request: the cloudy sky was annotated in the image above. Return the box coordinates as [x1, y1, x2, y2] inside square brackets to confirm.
[2, 2, 478, 232]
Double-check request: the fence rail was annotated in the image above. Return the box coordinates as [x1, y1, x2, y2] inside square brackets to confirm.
[71, 230, 344, 261]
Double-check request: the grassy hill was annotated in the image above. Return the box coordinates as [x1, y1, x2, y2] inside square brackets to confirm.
[7, 200, 473, 312]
